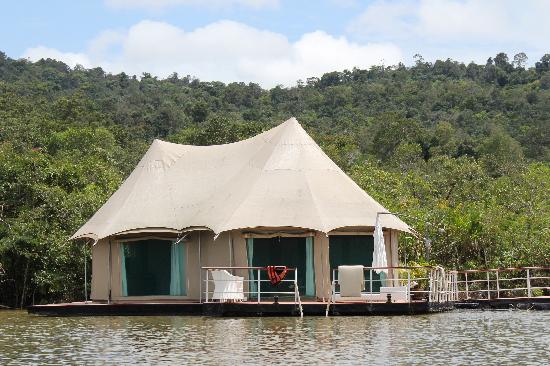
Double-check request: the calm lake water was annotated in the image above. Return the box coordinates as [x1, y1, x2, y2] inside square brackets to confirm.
[0, 310, 548, 365]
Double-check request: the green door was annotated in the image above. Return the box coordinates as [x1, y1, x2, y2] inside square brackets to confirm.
[247, 237, 315, 297]
[329, 235, 382, 292]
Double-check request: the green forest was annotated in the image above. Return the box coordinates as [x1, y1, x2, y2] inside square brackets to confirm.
[0, 51, 549, 307]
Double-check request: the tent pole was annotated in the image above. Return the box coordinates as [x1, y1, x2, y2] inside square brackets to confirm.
[321, 233, 326, 302]
[199, 231, 202, 303]
[84, 241, 88, 302]
[387, 231, 392, 287]
[108, 238, 112, 304]
[228, 232, 233, 273]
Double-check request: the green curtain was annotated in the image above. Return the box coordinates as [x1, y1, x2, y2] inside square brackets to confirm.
[329, 235, 382, 292]
[246, 238, 257, 295]
[170, 242, 186, 296]
[122, 240, 171, 296]
[379, 272, 387, 288]
[120, 243, 128, 296]
[305, 236, 315, 297]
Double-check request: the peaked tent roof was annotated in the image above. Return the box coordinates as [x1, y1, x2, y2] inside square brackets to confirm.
[72, 117, 410, 240]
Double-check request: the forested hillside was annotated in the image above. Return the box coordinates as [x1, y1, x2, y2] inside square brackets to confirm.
[0, 51, 549, 306]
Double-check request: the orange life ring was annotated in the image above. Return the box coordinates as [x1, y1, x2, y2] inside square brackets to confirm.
[266, 266, 288, 285]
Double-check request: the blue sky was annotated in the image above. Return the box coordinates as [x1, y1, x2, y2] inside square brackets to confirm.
[2, 0, 548, 87]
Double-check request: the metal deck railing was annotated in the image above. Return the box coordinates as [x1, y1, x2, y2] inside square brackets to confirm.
[325, 265, 458, 316]
[454, 266, 550, 300]
[199, 265, 548, 317]
[201, 266, 303, 317]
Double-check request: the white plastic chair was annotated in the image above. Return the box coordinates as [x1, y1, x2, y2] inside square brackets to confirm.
[211, 270, 245, 302]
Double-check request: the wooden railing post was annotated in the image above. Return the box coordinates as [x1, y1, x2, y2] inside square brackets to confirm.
[526, 269, 532, 298]
[465, 272, 469, 300]
[428, 269, 433, 303]
[437, 268, 444, 302]
[453, 272, 458, 301]
[407, 269, 411, 303]
[205, 269, 209, 303]
[257, 269, 261, 303]
[496, 270, 500, 299]
[486, 271, 491, 300]
[369, 268, 373, 294]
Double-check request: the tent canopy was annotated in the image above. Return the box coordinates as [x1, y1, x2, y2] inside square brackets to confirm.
[72, 117, 410, 240]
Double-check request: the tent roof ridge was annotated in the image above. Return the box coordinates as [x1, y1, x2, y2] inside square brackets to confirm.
[151, 117, 300, 149]
[213, 119, 297, 233]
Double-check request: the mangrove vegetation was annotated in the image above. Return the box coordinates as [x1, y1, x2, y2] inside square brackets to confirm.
[0, 51, 549, 307]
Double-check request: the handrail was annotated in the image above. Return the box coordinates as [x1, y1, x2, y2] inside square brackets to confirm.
[325, 265, 457, 316]
[201, 266, 298, 270]
[453, 267, 549, 300]
[201, 266, 303, 317]
[329, 265, 439, 270]
[202, 265, 547, 315]
[455, 266, 550, 273]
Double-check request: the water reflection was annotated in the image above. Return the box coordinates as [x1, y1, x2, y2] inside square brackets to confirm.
[0, 310, 548, 365]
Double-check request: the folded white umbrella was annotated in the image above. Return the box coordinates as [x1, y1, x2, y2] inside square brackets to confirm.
[372, 214, 388, 274]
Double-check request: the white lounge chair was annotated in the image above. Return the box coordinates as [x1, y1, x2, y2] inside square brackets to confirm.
[210, 270, 245, 302]
[337, 265, 365, 299]
[325, 266, 410, 316]
[326, 265, 365, 316]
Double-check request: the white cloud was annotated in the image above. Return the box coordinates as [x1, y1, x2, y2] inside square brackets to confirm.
[328, 0, 360, 8]
[245, 31, 401, 85]
[349, 0, 550, 63]
[22, 20, 402, 87]
[22, 46, 91, 68]
[105, 0, 279, 10]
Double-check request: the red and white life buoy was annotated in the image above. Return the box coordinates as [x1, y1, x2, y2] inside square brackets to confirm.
[266, 266, 288, 285]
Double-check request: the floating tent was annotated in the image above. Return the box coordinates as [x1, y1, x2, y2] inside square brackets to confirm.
[75, 117, 410, 301]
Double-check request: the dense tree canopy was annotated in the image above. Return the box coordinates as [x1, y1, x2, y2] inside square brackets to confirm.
[0, 51, 548, 306]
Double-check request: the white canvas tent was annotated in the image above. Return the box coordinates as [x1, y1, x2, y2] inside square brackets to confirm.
[73, 117, 409, 241]
[77, 117, 410, 301]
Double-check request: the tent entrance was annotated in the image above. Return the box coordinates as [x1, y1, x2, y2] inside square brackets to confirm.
[246, 237, 315, 297]
[329, 235, 382, 292]
[120, 239, 186, 296]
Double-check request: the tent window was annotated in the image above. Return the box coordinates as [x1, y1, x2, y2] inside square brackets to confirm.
[329, 235, 382, 292]
[120, 239, 186, 296]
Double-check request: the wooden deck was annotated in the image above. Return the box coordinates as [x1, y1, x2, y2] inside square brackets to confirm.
[454, 296, 550, 310]
[27, 300, 454, 317]
[27, 296, 550, 316]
